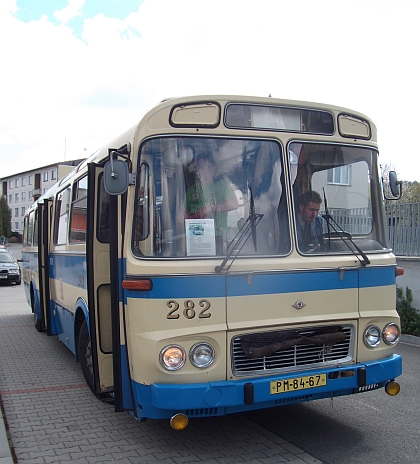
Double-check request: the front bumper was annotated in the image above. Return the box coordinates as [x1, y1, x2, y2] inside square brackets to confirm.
[0, 273, 20, 283]
[132, 354, 402, 420]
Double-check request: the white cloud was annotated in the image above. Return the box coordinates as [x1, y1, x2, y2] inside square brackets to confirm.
[54, 0, 85, 24]
[0, 0, 419, 180]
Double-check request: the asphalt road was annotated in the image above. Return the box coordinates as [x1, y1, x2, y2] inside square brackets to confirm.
[245, 342, 420, 464]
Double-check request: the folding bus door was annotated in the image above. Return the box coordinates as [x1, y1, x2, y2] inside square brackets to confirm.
[35, 199, 52, 333]
[86, 163, 116, 400]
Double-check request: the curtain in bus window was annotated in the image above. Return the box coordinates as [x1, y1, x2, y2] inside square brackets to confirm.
[133, 137, 290, 258]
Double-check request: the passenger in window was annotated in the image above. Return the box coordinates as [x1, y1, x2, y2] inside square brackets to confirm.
[296, 190, 325, 252]
[183, 152, 238, 250]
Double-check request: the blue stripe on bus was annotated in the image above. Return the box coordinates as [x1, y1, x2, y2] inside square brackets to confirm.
[49, 254, 87, 288]
[124, 266, 395, 300]
[44, 253, 395, 298]
[125, 275, 227, 299]
[359, 266, 395, 288]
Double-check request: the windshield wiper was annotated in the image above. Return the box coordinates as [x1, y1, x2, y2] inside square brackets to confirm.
[215, 186, 263, 273]
[322, 188, 370, 267]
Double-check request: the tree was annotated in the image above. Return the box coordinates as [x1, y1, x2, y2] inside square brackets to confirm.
[0, 196, 12, 237]
[399, 181, 420, 203]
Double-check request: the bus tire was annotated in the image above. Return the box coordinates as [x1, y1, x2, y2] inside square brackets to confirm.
[78, 320, 95, 393]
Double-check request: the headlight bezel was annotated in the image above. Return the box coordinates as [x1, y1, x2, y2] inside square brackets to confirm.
[382, 323, 400, 345]
[159, 345, 186, 371]
[189, 342, 215, 369]
[363, 325, 381, 348]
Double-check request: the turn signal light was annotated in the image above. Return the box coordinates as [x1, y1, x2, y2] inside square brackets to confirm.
[385, 381, 400, 396]
[170, 413, 189, 430]
[122, 279, 152, 290]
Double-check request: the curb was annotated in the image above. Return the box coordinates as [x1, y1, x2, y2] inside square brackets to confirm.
[400, 333, 420, 346]
[0, 405, 14, 464]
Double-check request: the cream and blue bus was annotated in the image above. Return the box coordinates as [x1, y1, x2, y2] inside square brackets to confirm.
[22, 95, 402, 429]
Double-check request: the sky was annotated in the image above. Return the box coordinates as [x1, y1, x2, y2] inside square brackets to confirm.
[0, 0, 419, 181]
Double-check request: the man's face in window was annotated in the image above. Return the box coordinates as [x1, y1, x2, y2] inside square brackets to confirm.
[299, 201, 321, 223]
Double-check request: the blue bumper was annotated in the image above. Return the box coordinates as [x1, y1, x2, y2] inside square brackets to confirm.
[131, 354, 402, 420]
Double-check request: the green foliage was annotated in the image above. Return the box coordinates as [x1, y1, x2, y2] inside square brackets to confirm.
[396, 286, 420, 336]
[0, 196, 12, 237]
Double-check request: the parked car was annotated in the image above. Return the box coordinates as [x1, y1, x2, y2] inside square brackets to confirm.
[0, 250, 21, 285]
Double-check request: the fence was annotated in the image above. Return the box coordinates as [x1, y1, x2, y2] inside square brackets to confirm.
[387, 203, 420, 257]
[320, 204, 420, 257]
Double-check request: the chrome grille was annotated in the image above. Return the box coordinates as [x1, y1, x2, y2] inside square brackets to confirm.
[232, 325, 354, 376]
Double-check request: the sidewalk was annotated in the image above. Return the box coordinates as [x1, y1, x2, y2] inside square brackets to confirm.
[0, 271, 322, 464]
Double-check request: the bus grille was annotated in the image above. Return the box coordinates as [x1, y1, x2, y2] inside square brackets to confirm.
[231, 325, 353, 376]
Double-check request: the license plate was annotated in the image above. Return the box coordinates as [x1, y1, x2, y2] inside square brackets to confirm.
[270, 374, 327, 394]
[0, 275, 7, 279]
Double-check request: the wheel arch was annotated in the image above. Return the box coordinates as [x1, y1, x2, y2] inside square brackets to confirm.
[74, 298, 89, 362]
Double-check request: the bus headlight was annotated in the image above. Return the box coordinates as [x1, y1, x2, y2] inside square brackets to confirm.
[382, 323, 400, 345]
[160, 345, 186, 370]
[364, 325, 381, 347]
[189, 343, 215, 368]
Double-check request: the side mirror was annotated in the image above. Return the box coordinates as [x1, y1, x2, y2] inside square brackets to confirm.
[104, 159, 129, 195]
[388, 171, 402, 200]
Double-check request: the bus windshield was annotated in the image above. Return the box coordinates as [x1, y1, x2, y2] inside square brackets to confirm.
[132, 136, 289, 258]
[132, 137, 389, 259]
[290, 141, 389, 255]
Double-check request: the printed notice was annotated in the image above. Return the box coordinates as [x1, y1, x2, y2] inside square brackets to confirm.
[185, 219, 216, 256]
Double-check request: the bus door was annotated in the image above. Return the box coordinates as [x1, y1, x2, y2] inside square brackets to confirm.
[86, 163, 117, 403]
[36, 199, 52, 333]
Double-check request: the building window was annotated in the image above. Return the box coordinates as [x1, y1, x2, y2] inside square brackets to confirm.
[22, 192, 26, 201]
[28, 190, 33, 198]
[43, 172, 48, 182]
[51, 169, 57, 180]
[8, 195, 12, 203]
[22, 177, 26, 186]
[21, 207, 26, 216]
[15, 208, 19, 217]
[327, 166, 351, 186]
[14, 222, 19, 231]
[9, 180, 13, 189]
[28, 175, 33, 185]
[15, 193, 19, 202]
[15, 179, 19, 187]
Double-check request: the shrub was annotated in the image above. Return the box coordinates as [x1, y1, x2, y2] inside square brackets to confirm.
[396, 286, 420, 336]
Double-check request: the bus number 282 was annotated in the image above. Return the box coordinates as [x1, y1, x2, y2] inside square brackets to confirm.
[166, 299, 211, 320]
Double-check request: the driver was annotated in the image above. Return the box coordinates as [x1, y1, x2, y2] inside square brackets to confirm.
[296, 190, 325, 252]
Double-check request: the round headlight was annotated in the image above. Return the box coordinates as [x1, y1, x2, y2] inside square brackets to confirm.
[160, 345, 186, 370]
[189, 343, 215, 368]
[382, 323, 400, 345]
[364, 325, 381, 347]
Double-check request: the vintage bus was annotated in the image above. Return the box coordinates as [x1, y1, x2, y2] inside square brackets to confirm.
[22, 95, 402, 430]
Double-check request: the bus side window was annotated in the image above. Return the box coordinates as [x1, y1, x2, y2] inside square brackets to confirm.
[132, 163, 150, 252]
[53, 186, 71, 245]
[70, 176, 88, 244]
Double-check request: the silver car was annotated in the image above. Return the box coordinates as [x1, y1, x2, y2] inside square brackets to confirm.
[0, 250, 21, 285]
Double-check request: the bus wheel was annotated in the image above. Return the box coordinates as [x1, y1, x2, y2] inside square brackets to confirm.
[78, 320, 95, 393]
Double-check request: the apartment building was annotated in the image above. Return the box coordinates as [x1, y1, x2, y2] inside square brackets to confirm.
[1, 159, 85, 234]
